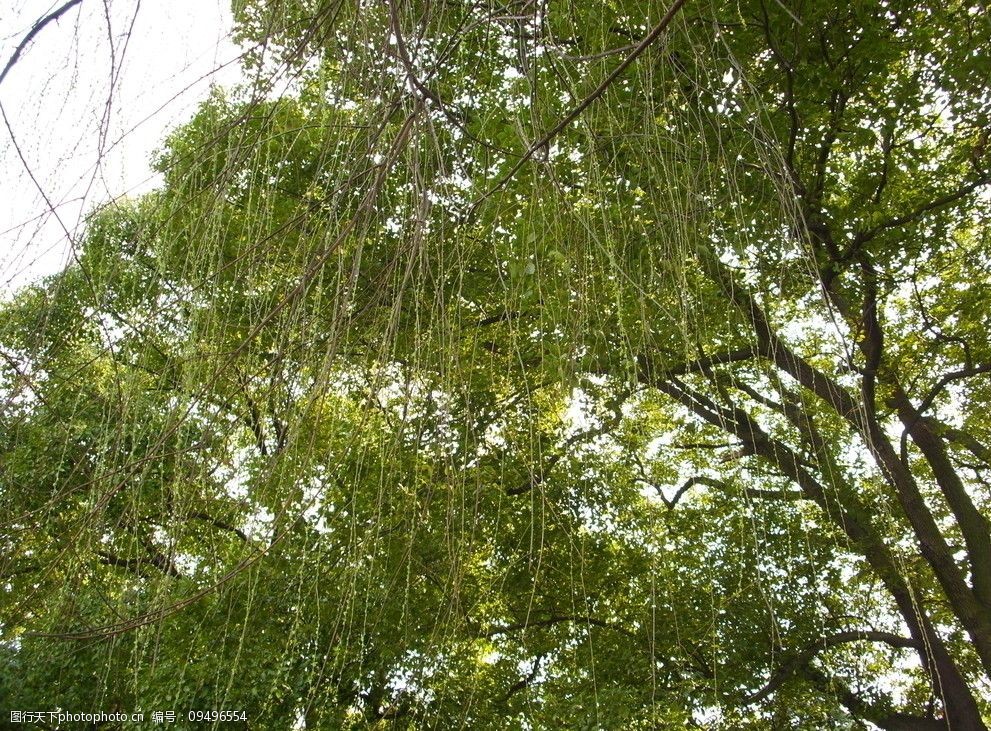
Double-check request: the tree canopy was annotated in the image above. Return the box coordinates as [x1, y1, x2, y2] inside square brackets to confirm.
[2, 0, 990, 727]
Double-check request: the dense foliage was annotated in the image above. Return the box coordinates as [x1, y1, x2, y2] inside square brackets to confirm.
[2, 0, 990, 727]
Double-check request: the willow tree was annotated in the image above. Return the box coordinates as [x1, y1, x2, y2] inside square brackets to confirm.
[1, 0, 989, 728]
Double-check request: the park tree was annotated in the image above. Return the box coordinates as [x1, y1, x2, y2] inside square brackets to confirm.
[1, 0, 990, 728]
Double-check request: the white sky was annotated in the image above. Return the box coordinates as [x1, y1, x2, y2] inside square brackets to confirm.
[0, 0, 243, 296]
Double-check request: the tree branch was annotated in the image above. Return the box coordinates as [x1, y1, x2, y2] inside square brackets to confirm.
[856, 175, 991, 244]
[471, 0, 688, 212]
[800, 665, 946, 731]
[97, 548, 182, 579]
[649, 371, 989, 715]
[915, 363, 991, 417]
[187, 511, 249, 542]
[501, 653, 547, 702]
[647, 474, 806, 509]
[744, 630, 919, 704]
[0, 0, 84, 87]
[691, 240, 991, 672]
[481, 614, 636, 640]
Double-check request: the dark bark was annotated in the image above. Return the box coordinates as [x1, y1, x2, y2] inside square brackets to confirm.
[691, 241, 991, 676]
[889, 383, 991, 609]
[745, 630, 920, 704]
[651, 372, 986, 727]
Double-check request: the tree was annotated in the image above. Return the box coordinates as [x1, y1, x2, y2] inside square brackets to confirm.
[1, 0, 989, 727]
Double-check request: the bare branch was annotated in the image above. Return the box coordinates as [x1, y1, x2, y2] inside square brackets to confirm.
[0, 0, 84, 87]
